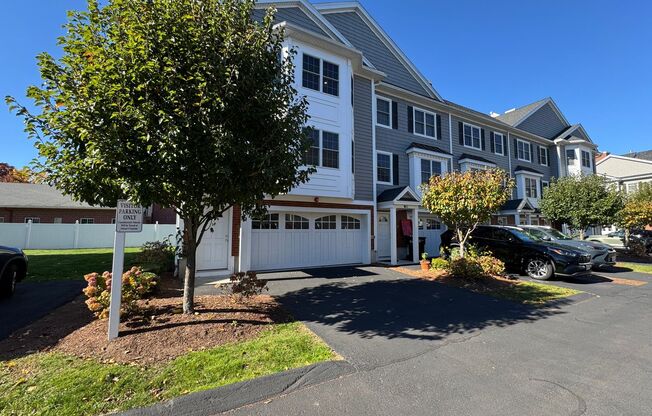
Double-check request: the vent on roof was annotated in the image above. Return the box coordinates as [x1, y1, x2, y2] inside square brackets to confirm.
[489, 112, 500, 118]
[504, 108, 516, 114]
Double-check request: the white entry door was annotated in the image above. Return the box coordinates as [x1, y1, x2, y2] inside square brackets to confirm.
[377, 213, 391, 260]
[196, 211, 230, 271]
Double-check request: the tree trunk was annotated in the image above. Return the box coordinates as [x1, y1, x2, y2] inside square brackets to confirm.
[182, 216, 199, 314]
[579, 228, 585, 239]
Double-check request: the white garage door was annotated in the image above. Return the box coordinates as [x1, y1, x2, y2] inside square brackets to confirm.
[251, 212, 365, 271]
[418, 215, 447, 257]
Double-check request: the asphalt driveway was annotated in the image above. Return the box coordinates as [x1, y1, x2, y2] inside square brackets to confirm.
[216, 266, 652, 416]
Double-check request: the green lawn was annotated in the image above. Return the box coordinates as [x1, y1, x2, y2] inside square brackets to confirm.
[617, 262, 652, 274]
[0, 323, 335, 416]
[24, 248, 141, 282]
[492, 281, 582, 305]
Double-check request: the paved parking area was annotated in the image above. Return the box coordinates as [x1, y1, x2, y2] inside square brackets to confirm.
[218, 266, 652, 416]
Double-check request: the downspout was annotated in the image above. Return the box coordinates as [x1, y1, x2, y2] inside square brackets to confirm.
[371, 80, 378, 262]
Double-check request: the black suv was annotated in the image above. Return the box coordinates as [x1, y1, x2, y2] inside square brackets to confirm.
[0, 246, 28, 297]
[440, 225, 592, 280]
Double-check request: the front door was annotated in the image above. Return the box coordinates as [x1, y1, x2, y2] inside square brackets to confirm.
[377, 213, 391, 259]
[196, 211, 230, 271]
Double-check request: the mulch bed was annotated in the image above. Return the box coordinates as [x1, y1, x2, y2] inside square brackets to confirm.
[394, 266, 521, 294]
[0, 276, 290, 365]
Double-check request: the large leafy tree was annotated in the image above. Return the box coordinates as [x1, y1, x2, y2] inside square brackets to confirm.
[619, 184, 652, 233]
[7, 0, 312, 313]
[421, 169, 514, 258]
[540, 175, 623, 238]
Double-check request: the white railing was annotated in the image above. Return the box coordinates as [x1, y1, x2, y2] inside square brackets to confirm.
[0, 221, 178, 249]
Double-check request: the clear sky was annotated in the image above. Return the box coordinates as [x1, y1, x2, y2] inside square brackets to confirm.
[1, 0, 651, 168]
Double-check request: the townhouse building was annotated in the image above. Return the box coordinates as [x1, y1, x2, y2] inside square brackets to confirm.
[193, 0, 599, 276]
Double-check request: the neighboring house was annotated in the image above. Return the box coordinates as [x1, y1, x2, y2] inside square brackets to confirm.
[192, 0, 601, 275]
[0, 183, 175, 224]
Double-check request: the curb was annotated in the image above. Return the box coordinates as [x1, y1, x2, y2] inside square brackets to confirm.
[119, 360, 356, 416]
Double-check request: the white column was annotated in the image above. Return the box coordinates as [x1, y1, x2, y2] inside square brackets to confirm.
[412, 208, 419, 263]
[389, 206, 397, 265]
[73, 220, 80, 249]
[108, 231, 125, 340]
[363, 212, 372, 264]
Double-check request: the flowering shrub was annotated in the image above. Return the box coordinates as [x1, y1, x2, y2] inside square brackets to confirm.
[220, 271, 268, 302]
[430, 258, 449, 270]
[446, 257, 484, 278]
[477, 255, 506, 276]
[83, 267, 159, 319]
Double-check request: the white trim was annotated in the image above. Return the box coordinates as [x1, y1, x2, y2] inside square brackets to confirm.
[514, 169, 544, 178]
[371, 83, 378, 260]
[538, 145, 549, 166]
[406, 146, 453, 160]
[412, 106, 437, 139]
[375, 95, 392, 128]
[376, 150, 393, 185]
[448, 113, 453, 154]
[596, 153, 652, 167]
[581, 149, 592, 169]
[507, 132, 513, 175]
[516, 139, 532, 162]
[458, 158, 496, 168]
[493, 132, 505, 155]
[553, 123, 595, 144]
[462, 122, 482, 150]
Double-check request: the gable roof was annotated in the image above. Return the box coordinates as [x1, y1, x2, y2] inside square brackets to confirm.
[0, 183, 113, 210]
[553, 123, 594, 144]
[501, 198, 535, 212]
[406, 142, 452, 156]
[623, 149, 652, 161]
[315, 2, 443, 101]
[377, 186, 419, 203]
[496, 97, 570, 129]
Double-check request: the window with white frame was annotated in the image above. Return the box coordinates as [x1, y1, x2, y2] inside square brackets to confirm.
[418, 218, 441, 230]
[413, 108, 436, 138]
[463, 123, 481, 149]
[376, 97, 391, 127]
[341, 216, 360, 230]
[24, 217, 40, 223]
[0, 217, 4, 223]
[301, 53, 339, 97]
[420, 159, 442, 185]
[303, 129, 339, 169]
[285, 214, 309, 230]
[252, 213, 279, 230]
[517, 140, 532, 162]
[80, 218, 94, 224]
[493, 133, 504, 155]
[525, 177, 538, 198]
[315, 215, 337, 230]
[581, 150, 591, 168]
[626, 183, 638, 194]
[377, 151, 392, 184]
[566, 149, 576, 165]
[539, 146, 549, 166]
[53, 217, 62, 224]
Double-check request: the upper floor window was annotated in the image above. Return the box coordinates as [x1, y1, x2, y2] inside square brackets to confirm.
[463, 123, 481, 149]
[377, 151, 392, 184]
[517, 140, 532, 162]
[301, 53, 339, 96]
[581, 150, 592, 168]
[414, 108, 436, 138]
[252, 213, 279, 230]
[493, 133, 504, 155]
[566, 149, 576, 165]
[285, 214, 309, 230]
[303, 129, 339, 169]
[80, 218, 94, 224]
[341, 216, 361, 230]
[539, 146, 549, 166]
[376, 97, 391, 127]
[525, 177, 538, 198]
[421, 159, 442, 185]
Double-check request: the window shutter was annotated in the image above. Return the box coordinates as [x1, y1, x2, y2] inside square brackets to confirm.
[407, 106, 414, 133]
[503, 136, 507, 156]
[490, 132, 495, 153]
[391, 101, 398, 129]
[481, 129, 486, 150]
[458, 121, 464, 145]
[513, 138, 518, 158]
[536, 146, 541, 164]
[392, 154, 399, 185]
[436, 114, 442, 140]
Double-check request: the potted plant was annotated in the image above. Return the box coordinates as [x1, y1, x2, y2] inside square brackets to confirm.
[420, 252, 430, 271]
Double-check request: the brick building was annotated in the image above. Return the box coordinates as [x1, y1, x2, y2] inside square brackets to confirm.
[0, 183, 175, 224]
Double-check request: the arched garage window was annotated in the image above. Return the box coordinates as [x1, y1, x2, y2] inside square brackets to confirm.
[315, 215, 337, 230]
[341, 216, 360, 230]
[252, 213, 279, 230]
[285, 214, 309, 230]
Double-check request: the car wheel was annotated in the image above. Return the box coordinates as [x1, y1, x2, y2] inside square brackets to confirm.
[525, 258, 554, 280]
[0, 263, 18, 298]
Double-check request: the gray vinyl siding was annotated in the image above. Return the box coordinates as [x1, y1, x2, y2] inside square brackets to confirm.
[375, 97, 451, 195]
[570, 128, 589, 141]
[450, 115, 511, 173]
[509, 135, 555, 181]
[323, 12, 431, 97]
[252, 7, 327, 37]
[353, 76, 374, 201]
[516, 103, 568, 139]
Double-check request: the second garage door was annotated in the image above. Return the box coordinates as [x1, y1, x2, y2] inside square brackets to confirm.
[250, 212, 365, 271]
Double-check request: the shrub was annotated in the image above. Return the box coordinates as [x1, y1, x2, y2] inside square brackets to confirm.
[83, 267, 159, 319]
[136, 240, 176, 274]
[430, 257, 449, 270]
[448, 244, 483, 261]
[627, 238, 649, 257]
[446, 257, 484, 278]
[477, 255, 506, 276]
[220, 271, 268, 302]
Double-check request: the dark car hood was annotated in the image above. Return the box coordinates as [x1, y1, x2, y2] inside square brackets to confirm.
[535, 241, 588, 254]
[550, 239, 610, 252]
[0, 245, 23, 255]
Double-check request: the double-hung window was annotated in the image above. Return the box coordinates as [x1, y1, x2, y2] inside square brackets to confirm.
[377, 151, 392, 184]
[420, 159, 442, 185]
[414, 108, 436, 138]
[376, 97, 391, 127]
[517, 140, 532, 162]
[302, 53, 339, 96]
[539, 146, 549, 166]
[566, 149, 576, 165]
[493, 133, 504, 155]
[525, 177, 538, 198]
[463, 123, 481, 149]
[303, 129, 339, 169]
[581, 150, 592, 168]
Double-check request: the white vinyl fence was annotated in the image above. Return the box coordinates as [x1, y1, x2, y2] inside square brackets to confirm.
[0, 221, 178, 250]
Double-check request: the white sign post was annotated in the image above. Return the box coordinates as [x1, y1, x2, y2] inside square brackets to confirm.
[108, 200, 144, 340]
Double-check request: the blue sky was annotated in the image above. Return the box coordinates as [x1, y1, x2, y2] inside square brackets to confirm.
[2, 0, 651, 167]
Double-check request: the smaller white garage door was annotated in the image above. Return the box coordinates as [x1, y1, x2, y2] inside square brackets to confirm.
[250, 212, 365, 271]
[418, 215, 447, 257]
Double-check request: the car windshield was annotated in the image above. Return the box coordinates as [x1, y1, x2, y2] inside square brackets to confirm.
[545, 228, 572, 240]
[510, 228, 540, 242]
[524, 228, 552, 240]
